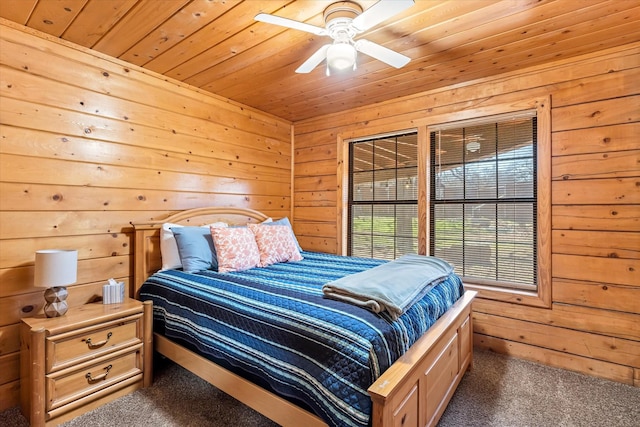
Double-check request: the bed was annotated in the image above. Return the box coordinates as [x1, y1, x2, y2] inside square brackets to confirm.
[131, 207, 476, 427]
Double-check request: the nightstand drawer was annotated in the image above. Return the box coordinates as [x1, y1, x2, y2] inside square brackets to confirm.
[46, 344, 143, 412]
[46, 313, 143, 372]
[22, 299, 152, 427]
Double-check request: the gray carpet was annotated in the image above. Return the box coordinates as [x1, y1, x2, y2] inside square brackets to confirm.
[2, 350, 638, 426]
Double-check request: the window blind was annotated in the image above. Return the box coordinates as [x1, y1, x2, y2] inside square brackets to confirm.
[348, 132, 418, 260]
[430, 111, 538, 290]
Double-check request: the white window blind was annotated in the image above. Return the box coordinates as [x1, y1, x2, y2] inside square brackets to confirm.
[430, 110, 537, 290]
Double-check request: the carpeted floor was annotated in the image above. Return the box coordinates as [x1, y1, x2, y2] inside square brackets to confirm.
[2, 349, 638, 426]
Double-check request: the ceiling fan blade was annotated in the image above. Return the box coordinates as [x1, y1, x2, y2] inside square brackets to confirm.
[295, 44, 331, 73]
[355, 39, 410, 68]
[351, 0, 414, 32]
[255, 13, 327, 36]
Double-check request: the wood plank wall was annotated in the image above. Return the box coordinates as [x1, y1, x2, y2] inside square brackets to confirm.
[293, 43, 640, 386]
[0, 20, 292, 409]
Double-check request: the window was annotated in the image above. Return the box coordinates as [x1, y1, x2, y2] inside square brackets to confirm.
[340, 99, 550, 306]
[429, 111, 538, 291]
[348, 133, 418, 259]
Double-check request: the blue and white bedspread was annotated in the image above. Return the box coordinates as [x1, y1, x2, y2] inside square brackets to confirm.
[139, 251, 464, 427]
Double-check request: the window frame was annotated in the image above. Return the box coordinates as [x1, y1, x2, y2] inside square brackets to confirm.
[337, 97, 550, 308]
[346, 132, 419, 259]
[426, 99, 551, 308]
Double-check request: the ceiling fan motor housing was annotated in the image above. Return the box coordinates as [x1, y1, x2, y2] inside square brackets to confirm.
[323, 1, 363, 23]
[324, 1, 363, 40]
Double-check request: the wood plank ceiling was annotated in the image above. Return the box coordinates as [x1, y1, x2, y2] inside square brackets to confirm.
[1, 0, 639, 122]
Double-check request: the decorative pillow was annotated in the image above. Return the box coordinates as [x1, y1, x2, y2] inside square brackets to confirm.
[160, 222, 226, 271]
[261, 217, 302, 251]
[210, 226, 260, 273]
[172, 226, 223, 273]
[248, 224, 303, 267]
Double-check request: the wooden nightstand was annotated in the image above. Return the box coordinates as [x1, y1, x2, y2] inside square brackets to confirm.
[20, 299, 153, 427]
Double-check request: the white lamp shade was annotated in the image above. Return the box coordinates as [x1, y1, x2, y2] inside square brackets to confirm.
[327, 43, 356, 70]
[34, 250, 78, 288]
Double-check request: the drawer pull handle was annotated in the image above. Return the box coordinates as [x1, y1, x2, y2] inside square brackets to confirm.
[84, 332, 113, 349]
[85, 364, 112, 383]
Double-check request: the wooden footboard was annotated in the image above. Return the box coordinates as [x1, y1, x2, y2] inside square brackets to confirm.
[369, 290, 475, 427]
[132, 207, 475, 427]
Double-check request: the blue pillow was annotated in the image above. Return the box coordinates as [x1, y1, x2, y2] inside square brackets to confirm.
[262, 217, 302, 251]
[172, 227, 218, 272]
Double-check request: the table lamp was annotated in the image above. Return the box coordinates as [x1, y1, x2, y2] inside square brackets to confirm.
[34, 249, 78, 318]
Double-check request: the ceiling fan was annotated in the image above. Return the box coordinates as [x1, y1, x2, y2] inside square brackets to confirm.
[255, 0, 414, 75]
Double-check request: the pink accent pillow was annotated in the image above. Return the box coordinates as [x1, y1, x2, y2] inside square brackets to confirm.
[248, 224, 303, 267]
[210, 226, 260, 273]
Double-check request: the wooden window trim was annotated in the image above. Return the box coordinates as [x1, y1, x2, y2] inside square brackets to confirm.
[426, 97, 551, 308]
[337, 127, 419, 255]
[337, 97, 551, 308]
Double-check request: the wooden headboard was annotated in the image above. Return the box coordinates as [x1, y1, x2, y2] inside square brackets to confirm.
[130, 207, 270, 297]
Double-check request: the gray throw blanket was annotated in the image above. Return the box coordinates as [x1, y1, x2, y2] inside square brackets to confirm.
[322, 254, 454, 320]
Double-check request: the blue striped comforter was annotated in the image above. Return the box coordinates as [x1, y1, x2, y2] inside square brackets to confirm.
[139, 251, 464, 427]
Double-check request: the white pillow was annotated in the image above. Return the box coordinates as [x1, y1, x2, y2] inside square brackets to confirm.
[160, 222, 227, 270]
[160, 223, 183, 270]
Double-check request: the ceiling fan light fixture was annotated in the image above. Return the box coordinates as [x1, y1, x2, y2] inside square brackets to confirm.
[326, 42, 357, 73]
[466, 141, 481, 153]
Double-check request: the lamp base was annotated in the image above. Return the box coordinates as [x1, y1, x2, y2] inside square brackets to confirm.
[43, 286, 69, 318]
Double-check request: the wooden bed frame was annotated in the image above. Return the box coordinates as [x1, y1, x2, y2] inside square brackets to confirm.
[131, 207, 476, 427]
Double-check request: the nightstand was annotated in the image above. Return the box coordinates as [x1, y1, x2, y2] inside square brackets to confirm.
[20, 299, 153, 427]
